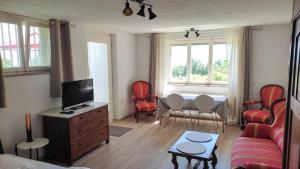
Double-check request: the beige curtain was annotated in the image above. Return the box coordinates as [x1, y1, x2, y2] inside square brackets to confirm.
[149, 33, 171, 97]
[149, 33, 158, 94]
[226, 27, 249, 125]
[49, 19, 74, 97]
[0, 55, 5, 108]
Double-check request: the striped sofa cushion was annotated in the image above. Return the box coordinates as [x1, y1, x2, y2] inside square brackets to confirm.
[135, 101, 157, 111]
[243, 109, 272, 124]
[231, 137, 282, 169]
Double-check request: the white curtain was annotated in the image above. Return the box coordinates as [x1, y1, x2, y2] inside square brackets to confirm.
[151, 34, 171, 97]
[226, 27, 247, 125]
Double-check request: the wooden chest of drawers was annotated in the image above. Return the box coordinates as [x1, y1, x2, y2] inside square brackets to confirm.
[42, 104, 109, 165]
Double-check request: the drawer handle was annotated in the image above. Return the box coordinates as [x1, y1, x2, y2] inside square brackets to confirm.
[77, 129, 82, 133]
[100, 120, 104, 123]
[79, 117, 84, 120]
[97, 111, 102, 114]
[78, 144, 82, 148]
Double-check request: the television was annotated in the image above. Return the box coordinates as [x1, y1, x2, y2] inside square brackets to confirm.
[62, 79, 94, 109]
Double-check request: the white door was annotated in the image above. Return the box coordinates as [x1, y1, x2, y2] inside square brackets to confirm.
[87, 40, 113, 122]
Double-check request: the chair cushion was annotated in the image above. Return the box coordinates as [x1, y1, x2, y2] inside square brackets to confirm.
[135, 101, 157, 111]
[231, 137, 282, 169]
[243, 109, 272, 124]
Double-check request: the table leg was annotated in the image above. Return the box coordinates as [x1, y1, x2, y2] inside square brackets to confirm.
[171, 154, 178, 169]
[36, 149, 39, 160]
[212, 146, 218, 169]
[193, 160, 201, 169]
[203, 160, 209, 169]
[186, 157, 191, 163]
[15, 144, 18, 156]
[29, 148, 32, 159]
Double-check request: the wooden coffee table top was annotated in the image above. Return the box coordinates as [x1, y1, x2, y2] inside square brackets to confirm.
[168, 131, 219, 159]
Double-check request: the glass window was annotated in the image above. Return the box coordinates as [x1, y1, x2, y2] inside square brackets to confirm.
[191, 44, 209, 82]
[170, 45, 188, 81]
[29, 26, 51, 67]
[212, 43, 228, 82]
[0, 22, 22, 68]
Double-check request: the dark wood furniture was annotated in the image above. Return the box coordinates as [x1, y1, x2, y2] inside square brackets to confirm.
[0, 139, 3, 154]
[40, 102, 109, 165]
[168, 131, 218, 169]
[284, 0, 300, 168]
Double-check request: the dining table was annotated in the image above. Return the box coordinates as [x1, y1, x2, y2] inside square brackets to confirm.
[156, 94, 229, 132]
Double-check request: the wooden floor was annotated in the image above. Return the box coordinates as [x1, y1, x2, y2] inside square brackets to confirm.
[74, 115, 241, 169]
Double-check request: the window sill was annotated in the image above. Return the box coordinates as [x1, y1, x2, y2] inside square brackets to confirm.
[4, 70, 50, 77]
[167, 82, 228, 87]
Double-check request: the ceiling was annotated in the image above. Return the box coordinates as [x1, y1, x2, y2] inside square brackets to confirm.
[0, 0, 294, 33]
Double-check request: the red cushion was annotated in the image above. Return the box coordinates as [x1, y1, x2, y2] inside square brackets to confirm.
[135, 101, 157, 111]
[132, 81, 149, 100]
[261, 85, 284, 109]
[243, 109, 272, 124]
[231, 137, 282, 169]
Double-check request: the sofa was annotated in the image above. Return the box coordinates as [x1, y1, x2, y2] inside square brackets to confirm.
[231, 99, 286, 169]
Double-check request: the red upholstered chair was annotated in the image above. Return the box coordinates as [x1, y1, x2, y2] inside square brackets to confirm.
[231, 99, 286, 169]
[131, 81, 158, 123]
[241, 84, 284, 128]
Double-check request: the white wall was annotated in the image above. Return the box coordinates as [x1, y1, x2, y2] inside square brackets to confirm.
[0, 74, 61, 153]
[136, 34, 151, 81]
[249, 24, 291, 99]
[111, 32, 137, 119]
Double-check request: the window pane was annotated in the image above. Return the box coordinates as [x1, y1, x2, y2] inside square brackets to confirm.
[213, 43, 228, 82]
[170, 45, 187, 81]
[191, 44, 209, 81]
[29, 26, 51, 67]
[0, 22, 22, 68]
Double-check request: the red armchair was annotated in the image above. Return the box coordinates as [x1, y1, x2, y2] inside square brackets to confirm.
[241, 84, 284, 128]
[131, 81, 158, 123]
[232, 99, 286, 169]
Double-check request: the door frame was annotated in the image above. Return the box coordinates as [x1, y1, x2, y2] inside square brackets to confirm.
[86, 34, 114, 122]
[283, 12, 300, 169]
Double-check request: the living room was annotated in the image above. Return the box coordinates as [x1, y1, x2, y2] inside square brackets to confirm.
[0, 0, 299, 169]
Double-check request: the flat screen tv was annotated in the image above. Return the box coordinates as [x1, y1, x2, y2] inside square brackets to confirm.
[62, 79, 94, 109]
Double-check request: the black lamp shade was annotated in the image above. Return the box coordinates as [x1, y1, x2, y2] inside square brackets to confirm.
[137, 5, 145, 17]
[184, 31, 189, 38]
[123, 1, 133, 16]
[148, 7, 157, 20]
[195, 31, 200, 37]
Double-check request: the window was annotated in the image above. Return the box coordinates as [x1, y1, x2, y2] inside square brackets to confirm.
[0, 15, 50, 74]
[169, 39, 228, 85]
[28, 26, 51, 67]
[0, 22, 22, 69]
[170, 45, 187, 81]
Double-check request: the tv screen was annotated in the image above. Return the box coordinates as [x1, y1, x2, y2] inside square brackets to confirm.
[62, 79, 94, 109]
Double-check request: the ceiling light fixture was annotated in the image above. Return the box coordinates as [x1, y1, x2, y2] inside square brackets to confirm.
[184, 31, 189, 38]
[184, 28, 200, 38]
[148, 7, 157, 20]
[137, 4, 145, 17]
[123, 0, 133, 16]
[122, 0, 158, 20]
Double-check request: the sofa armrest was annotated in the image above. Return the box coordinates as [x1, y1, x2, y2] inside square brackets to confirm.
[242, 100, 262, 107]
[148, 95, 158, 103]
[242, 123, 271, 139]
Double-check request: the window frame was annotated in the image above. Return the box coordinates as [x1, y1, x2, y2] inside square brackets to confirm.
[0, 13, 51, 76]
[168, 38, 228, 86]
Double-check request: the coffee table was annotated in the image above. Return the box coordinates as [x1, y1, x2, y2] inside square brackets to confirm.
[168, 131, 219, 169]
